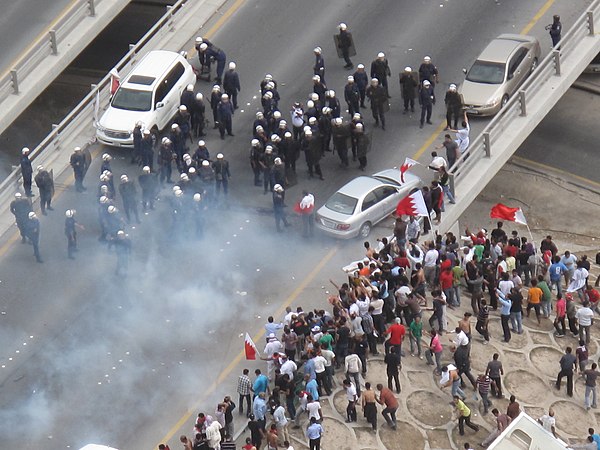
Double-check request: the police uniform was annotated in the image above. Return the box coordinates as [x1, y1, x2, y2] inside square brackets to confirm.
[20, 150, 33, 197]
[10, 194, 31, 243]
[25, 213, 42, 263]
[34, 167, 54, 215]
[70, 148, 87, 192]
[272, 187, 290, 231]
[212, 156, 231, 195]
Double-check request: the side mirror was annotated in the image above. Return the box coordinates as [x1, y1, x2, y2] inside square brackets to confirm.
[462, 67, 467, 74]
[156, 102, 164, 109]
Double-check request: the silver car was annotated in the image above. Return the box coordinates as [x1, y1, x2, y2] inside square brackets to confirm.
[315, 169, 422, 239]
[460, 34, 541, 116]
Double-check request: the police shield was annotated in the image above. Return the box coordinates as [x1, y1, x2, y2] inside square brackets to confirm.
[83, 147, 92, 178]
[49, 169, 55, 198]
[333, 33, 356, 58]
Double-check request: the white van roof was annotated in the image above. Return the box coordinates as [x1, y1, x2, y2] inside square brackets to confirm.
[122, 50, 183, 90]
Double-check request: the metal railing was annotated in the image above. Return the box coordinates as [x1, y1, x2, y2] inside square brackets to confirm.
[448, 0, 600, 183]
[0, 0, 195, 198]
[1, 0, 101, 96]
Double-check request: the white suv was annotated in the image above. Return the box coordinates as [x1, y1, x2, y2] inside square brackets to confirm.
[96, 50, 196, 147]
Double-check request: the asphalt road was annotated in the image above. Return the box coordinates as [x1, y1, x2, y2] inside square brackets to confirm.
[0, 0, 592, 449]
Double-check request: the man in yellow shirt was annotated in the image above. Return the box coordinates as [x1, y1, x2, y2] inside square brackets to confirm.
[527, 279, 543, 325]
[453, 396, 480, 436]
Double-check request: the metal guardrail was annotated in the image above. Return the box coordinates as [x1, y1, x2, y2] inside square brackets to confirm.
[0, 0, 194, 198]
[449, 0, 600, 182]
[2, 0, 101, 96]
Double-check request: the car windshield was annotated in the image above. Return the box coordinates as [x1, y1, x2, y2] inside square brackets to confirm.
[111, 88, 152, 111]
[325, 192, 358, 215]
[466, 60, 505, 84]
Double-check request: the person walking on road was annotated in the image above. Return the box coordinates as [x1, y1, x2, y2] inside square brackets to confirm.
[223, 62, 241, 110]
[313, 47, 325, 83]
[337, 23, 354, 69]
[453, 395, 480, 436]
[547, 14, 562, 47]
[419, 80, 435, 128]
[376, 383, 398, 430]
[399, 67, 418, 113]
[34, 165, 54, 215]
[366, 78, 387, 130]
[217, 94, 235, 139]
[370, 52, 391, 96]
[70, 146, 87, 192]
[65, 209, 83, 260]
[25, 211, 42, 263]
[556, 346, 576, 397]
[10, 192, 31, 243]
[273, 184, 290, 232]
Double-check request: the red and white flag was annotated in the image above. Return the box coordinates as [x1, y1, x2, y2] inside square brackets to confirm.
[490, 203, 527, 225]
[396, 190, 429, 217]
[400, 157, 419, 183]
[244, 333, 260, 360]
[110, 68, 120, 96]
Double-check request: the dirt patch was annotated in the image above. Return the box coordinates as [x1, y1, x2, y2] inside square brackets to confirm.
[469, 342, 501, 374]
[353, 427, 379, 447]
[554, 338, 598, 357]
[406, 390, 452, 427]
[523, 316, 555, 332]
[426, 428, 452, 449]
[503, 349, 529, 369]
[380, 421, 425, 449]
[524, 406, 546, 419]
[530, 331, 554, 346]
[450, 416, 491, 446]
[332, 390, 348, 419]
[551, 400, 591, 437]
[530, 346, 564, 378]
[407, 370, 434, 390]
[320, 417, 357, 450]
[504, 370, 550, 404]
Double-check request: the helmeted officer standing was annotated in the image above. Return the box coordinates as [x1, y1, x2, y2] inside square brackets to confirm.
[370, 52, 391, 97]
[192, 193, 205, 238]
[191, 93, 206, 137]
[272, 184, 290, 232]
[332, 117, 351, 168]
[217, 93, 235, 139]
[250, 138, 263, 186]
[344, 76, 360, 116]
[366, 78, 387, 129]
[223, 62, 241, 110]
[444, 84, 462, 130]
[25, 211, 42, 263]
[70, 146, 87, 192]
[118, 174, 140, 224]
[174, 105, 192, 143]
[213, 153, 231, 196]
[354, 123, 370, 171]
[337, 23, 354, 69]
[180, 84, 195, 111]
[132, 121, 143, 165]
[313, 47, 325, 83]
[195, 36, 214, 76]
[138, 166, 158, 212]
[418, 56, 439, 94]
[353, 64, 369, 107]
[10, 192, 31, 243]
[260, 145, 276, 194]
[302, 129, 323, 180]
[419, 80, 435, 128]
[65, 209, 83, 259]
[158, 137, 174, 185]
[548, 15, 562, 47]
[210, 84, 223, 127]
[34, 165, 54, 215]
[199, 43, 226, 85]
[140, 129, 155, 170]
[20, 147, 34, 197]
[113, 230, 131, 277]
[399, 67, 418, 113]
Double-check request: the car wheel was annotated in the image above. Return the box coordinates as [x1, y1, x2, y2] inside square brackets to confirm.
[501, 95, 509, 108]
[359, 222, 372, 238]
[530, 57, 538, 74]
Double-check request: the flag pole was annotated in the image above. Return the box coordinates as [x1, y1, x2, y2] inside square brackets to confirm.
[524, 222, 538, 277]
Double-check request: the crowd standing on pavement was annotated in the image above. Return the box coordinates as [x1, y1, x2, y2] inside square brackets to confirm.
[10, 16, 600, 450]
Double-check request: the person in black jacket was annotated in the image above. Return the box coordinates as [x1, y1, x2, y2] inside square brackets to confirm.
[353, 64, 369, 107]
[34, 165, 54, 215]
[223, 62, 241, 109]
[370, 52, 391, 96]
[418, 56, 439, 94]
[547, 14, 562, 47]
[337, 23, 354, 69]
[399, 67, 418, 114]
[419, 80, 435, 128]
[344, 76, 360, 116]
[217, 94, 234, 139]
[272, 184, 290, 232]
[444, 84, 462, 130]
[366, 78, 387, 129]
[20, 147, 33, 197]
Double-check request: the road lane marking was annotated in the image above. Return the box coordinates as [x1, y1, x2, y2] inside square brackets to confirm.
[156, 245, 338, 446]
[413, 0, 555, 162]
[512, 155, 600, 188]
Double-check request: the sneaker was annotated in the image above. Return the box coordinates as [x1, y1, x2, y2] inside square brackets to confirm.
[556, 334, 565, 338]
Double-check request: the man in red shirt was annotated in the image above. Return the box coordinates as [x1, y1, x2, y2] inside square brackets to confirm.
[439, 267, 456, 306]
[384, 318, 406, 356]
[376, 383, 399, 430]
[586, 285, 600, 314]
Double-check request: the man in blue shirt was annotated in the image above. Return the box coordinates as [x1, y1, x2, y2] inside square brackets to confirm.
[253, 392, 268, 432]
[497, 289, 512, 343]
[252, 369, 269, 397]
[305, 373, 319, 401]
[306, 417, 324, 450]
[588, 427, 600, 450]
[549, 256, 568, 298]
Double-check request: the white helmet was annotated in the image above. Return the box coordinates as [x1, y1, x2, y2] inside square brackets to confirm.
[107, 206, 116, 214]
[102, 153, 111, 161]
[273, 111, 281, 119]
[279, 120, 287, 126]
[65, 209, 74, 218]
[180, 173, 189, 181]
[339, 23, 347, 30]
[256, 111, 264, 119]
[263, 91, 273, 99]
[193, 193, 202, 202]
[171, 123, 179, 130]
[186, 84, 194, 92]
[255, 125, 264, 132]
[198, 140, 206, 147]
[335, 117, 343, 125]
[284, 131, 292, 138]
[28, 212, 36, 219]
[74, 146, 82, 152]
[188, 167, 196, 174]
[120, 174, 128, 182]
[274, 157, 282, 164]
[314, 46, 322, 54]
[304, 129, 313, 136]
[228, 62, 236, 70]
[99, 196, 108, 204]
[378, 52, 385, 58]
[266, 81, 275, 90]
[117, 230, 125, 237]
[37, 165, 44, 172]
[353, 113, 362, 120]
[195, 37, 203, 44]
[370, 78, 379, 85]
[161, 137, 169, 145]
[322, 107, 331, 115]
[424, 55, 431, 62]
[22, 147, 30, 155]
[142, 166, 150, 173]
[312, 75, 320, 82]
[265, 74, 273, 81]
[423, 80, 431, 86]
[308, 117, 317, 124]
[172, 185, 181, 192]
[199, 43, 208, 51]
[100, 174, 108, 182]
[273, 184, 283, 192]
[329, 90, 336, 98]
[100, 185, 108, 193]
[355, 123, 364, 130]
[347, 75, 354, 82]
[404, 66, 412, 72]
[179, 105, 187, 112]
[201, 160, 210, 166]
[143, 129, 151, 136]
[14, 192, 22, 198]
[357, 63, 365, 69]
[212, 84, 221, 91]
[311, 93, 319, 101]
[217, 153, 224, 159]
[221, 93, 229, 100]
[306, 100, 314, 108]
[195, 93, 203, 100]
[265, 145, 273, 153]
[174, 189, 183, 198]
[449, 83, 457, 91]
[251, 138, 260, 147]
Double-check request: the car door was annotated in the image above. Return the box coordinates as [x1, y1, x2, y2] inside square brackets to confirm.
[373, 185, 399, 220]
[506, 48, 528, 95]
[156, 62, 185, 129]
[360, 190, 381, 224]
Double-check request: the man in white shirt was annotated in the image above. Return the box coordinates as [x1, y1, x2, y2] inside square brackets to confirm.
[423, 242, 439, 288]
[299, 190, 315, 238]
[569, 262, 590, 302]
[264, 335, 284, 380]
[273, 402, 289, 445]
[343, 378, 358, 422]
[280, 355, 297, 380]
[453, 328, 470, 348]
[313, 353, 331, 395]
[452, 112, 470, 155]
[576, 301, 595, 344]
[345, 351, 363, 397]
[306, 396, 322, 422]
[538, 409, 557, 438]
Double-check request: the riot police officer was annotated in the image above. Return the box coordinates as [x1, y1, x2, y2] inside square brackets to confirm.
[25, 211, 42, 263]
[223, 62, 241, 110]
[70, 146, 87, 192]
[366, 78, 387, 129]
[34, 165, 54, 215]
[118, 175, 140, 224]
[138, 166, 158, 212]
[10, 192, 31, 243]
[273, 184, 290, 231]
[20, 147, 33, 197]
[212, 153, 231, 196]
[250, 138, 263, 186]
[370, 52, 391, 96]
[399, 67, 418, 113]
